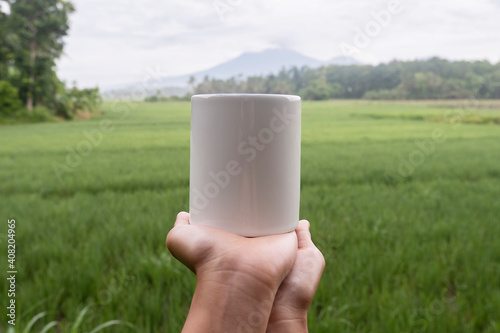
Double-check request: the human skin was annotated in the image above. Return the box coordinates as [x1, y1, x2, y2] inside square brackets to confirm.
[166, 212, 325, 333]
[266, 220, 325, 333]
[166, 212, 298, 333]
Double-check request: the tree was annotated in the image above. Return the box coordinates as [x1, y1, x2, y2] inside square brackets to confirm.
[188, 76, 196, 92]
[243, 76, 266, 93]
[0, 80, 22, 116]
[0, 2, 14, 81]
[6, 0, 74, 111]
[191, 58, 500, 101]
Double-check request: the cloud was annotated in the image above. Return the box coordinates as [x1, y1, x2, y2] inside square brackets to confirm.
[56, 0, 500, 88]
[0, 0, 11, 14]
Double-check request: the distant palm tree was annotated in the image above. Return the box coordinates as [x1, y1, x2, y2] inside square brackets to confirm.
[188, 76, 196, 93]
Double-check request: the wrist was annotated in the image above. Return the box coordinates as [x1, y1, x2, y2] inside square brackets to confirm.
[266, 310, 308, 333]
[182, 270, 278, 333]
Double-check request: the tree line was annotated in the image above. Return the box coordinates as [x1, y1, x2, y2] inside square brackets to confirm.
[192, 57, 500, 100]
[0, 0, 101, 123]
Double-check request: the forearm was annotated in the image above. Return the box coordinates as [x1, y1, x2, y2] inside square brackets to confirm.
[182, 271, 277, 333]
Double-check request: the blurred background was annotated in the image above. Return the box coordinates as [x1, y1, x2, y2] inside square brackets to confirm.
[1, 0, 499, 332]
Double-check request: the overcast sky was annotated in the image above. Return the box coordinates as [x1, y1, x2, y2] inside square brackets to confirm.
[45, 0, 500, 88]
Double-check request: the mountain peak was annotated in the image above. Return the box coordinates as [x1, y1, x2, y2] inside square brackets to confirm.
[106, 49, 362, 93]
[199, 48, 323, 79]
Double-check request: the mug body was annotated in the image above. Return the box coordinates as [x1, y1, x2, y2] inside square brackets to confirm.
[190, 94, 301, 237]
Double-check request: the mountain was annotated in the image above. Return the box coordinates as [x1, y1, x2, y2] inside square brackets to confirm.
[194, 49, 323, 79]
[102, 49, 361, 98]
[164, 49, 361, 85]
[153, 49, 329, 87]
[325, 56, 363, 66]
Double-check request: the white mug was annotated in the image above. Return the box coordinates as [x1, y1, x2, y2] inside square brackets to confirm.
[189, 94, 301, 237]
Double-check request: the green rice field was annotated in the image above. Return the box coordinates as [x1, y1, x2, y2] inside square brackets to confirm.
[1, 100, 500, 332]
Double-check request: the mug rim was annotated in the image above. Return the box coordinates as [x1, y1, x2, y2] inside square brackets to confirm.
[192, 93, 301, 102]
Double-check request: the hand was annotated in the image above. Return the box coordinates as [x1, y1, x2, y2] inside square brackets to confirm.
[166, 212, 298, 333]
[267, 220, 325, 333]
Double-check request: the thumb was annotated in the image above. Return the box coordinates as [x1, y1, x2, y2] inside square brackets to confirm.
[296, 220, 314, 250]
[174, 211, 190, 226]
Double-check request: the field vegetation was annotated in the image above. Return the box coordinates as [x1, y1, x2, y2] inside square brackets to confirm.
[1, 100, 499, 332]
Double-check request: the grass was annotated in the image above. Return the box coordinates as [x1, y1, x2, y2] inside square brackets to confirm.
[0, 107, 58, 125]
[1, 100, 499, 332]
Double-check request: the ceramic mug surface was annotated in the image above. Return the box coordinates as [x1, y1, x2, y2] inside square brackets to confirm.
[190, 94, 301, 237]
